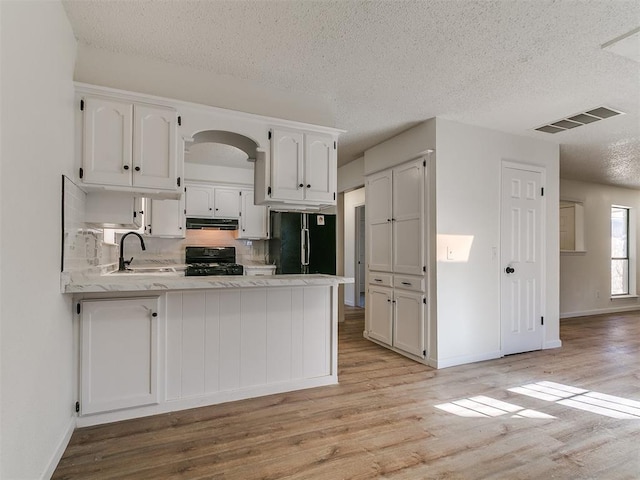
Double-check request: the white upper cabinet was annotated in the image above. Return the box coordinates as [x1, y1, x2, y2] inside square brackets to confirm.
[146, 196, 185, 238]
[132, 104, 178, 190]
[185, 184, 214, 217]
[271, 129, 304, 202]
[82, 97, 133, 187]
[259, 128, 338, 207]
[392, 160, 425, 276]
[304, 133, 336, 203]
[239, 189, 268, 239]
[213, 187, 240, 218]
[80, 95, 180, 197]
[185, 183, 240, 219]
[366, 169, 393, 272]
[366, 159, 424, 275]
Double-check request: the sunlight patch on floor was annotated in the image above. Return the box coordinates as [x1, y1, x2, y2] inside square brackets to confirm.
[508, 381, 640, 420]
[435, 395, 555, 419]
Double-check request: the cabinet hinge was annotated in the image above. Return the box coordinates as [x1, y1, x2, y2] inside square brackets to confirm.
[177, 177, 181, 187]
[184, 209, 186, 214]
[268, 186, 272, 196]
[79, 167, 83, 179]
[76, 303, 81, 315]
[541, 187, 544, 196]
[177, 115, 182, 126]
[133, 211, 137, 218]
[423, 298, 426, 304]
[333, 192, 336, 201]
[423, 160, 426, 167]
[541, 316, 544, 325]
[334, 141, 337, 150]
[423, 266, 426, 272]
[239, 191, 242, 196]
[268, 130, 272, 140]
[239, 211, 242, 217]
[75, 401, 80, 413]
[423, 350, 426, 357]
[80, 99, 84, 111]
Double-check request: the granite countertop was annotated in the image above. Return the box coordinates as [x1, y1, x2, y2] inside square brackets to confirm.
[61, 270, 352, 294]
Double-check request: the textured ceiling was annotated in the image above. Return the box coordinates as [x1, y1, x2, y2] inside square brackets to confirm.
[62, 0, 640, 189]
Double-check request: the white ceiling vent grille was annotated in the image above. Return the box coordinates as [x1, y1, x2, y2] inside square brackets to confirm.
[534, 107, 624, 134]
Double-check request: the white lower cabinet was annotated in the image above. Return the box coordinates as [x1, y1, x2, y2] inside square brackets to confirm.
[367, 278, 425, 358]
[80, 297, 160, 415]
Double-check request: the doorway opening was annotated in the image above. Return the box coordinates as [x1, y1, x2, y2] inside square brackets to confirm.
[355, 205, 366, 308]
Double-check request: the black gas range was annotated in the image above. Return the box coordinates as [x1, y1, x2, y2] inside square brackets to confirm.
[184, 246, 244, 276]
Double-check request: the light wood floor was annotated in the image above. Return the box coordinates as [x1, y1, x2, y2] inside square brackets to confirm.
[54, 309, 640, 479]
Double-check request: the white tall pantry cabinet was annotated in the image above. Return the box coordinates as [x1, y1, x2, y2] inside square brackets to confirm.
[365, 157, 427, 360]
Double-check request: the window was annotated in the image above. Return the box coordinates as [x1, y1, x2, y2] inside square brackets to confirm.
[611, 206, 629, 295]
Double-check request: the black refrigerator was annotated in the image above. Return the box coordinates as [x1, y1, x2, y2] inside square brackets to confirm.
[269, 212, 336, 275]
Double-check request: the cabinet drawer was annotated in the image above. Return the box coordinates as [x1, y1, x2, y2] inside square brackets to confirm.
[394, 275, 424, 292]
[368, 272, 393, 287]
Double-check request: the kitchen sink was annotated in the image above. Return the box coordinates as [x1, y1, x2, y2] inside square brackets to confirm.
[107, 266, 182, 275]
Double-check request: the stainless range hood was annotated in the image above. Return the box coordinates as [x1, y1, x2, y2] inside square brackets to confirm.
[186, 218, 239, 230]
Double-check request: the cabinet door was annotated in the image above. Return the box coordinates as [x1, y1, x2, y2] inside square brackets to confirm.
[303, 133, 336, 203]
[80, 297, 160, 415]
[148, 196, 185, 237]
[367, 285, 393, 346]
[82, 96, 133, 187]
[393, 289, 425, 357]
[239, 190, 268, 239]
[366, 170, 393, 272]
[214, 187, 240, 218]
[271, 128, 304, 201]
[132, 104, 178, 190]
[392, 160, 425, 276]
[185, 184, 214, 217]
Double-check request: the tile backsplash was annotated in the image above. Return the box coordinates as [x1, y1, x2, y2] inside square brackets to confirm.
[62, 176, 117, 272]
[115, 229, 267, 265]
[62, 176, 268, 274]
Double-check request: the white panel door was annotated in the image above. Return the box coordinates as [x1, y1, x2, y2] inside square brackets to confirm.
[213, 187, 240, 218]
[304, 133, 335, 203]
[366, 170, 393, 272]
[367, 285, 393, 345]
[501, 165, 544, 355]
[239, 189, 268, 239]
[392, 160, 425, 275]
[393, 289, 425, 357]
[271, 128, 304, 201]
[82, 96, 133, 187]
[148, 196, 185, 237]
[185, 184, 214, 217]
[132, 104, 177, 190]
[80, 297, 159, 415]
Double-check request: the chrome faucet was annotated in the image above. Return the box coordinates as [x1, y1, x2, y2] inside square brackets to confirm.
[118, 232, 146, 271]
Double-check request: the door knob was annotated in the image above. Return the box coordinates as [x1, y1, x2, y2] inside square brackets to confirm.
[505, 266, 515, 274]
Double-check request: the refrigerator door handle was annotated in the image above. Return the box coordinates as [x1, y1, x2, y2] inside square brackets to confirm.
[301, 228, 306, 266]
[305, 228, 311, 266]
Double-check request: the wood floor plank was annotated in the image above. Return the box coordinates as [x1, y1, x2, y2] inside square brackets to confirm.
[53, 308, 640, 479]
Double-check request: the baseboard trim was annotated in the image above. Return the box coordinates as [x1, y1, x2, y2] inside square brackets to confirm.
[435, 350, 502, 369]
[42, 416, 75, 479]
[544, 339, 562, 349]
[560, 306, 640, 319]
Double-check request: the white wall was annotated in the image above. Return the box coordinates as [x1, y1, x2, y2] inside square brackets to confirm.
[337, 156, 365, 193]
[435, 118, 560, 367]
[185, 163, 254, 185]
[560, 179, 640, 317]
[343, 188, 365, 306]
[0, 2, 77, 478]
[74, 44, 336, 128]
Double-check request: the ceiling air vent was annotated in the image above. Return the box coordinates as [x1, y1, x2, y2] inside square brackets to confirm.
[534, 106, 624, 134]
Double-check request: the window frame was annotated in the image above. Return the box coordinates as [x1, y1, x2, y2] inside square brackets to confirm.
[611, 205, 631, 296]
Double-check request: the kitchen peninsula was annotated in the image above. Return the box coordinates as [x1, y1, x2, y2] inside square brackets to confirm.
[63, 83, 349, 427]
[68, 270, 349, 427]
